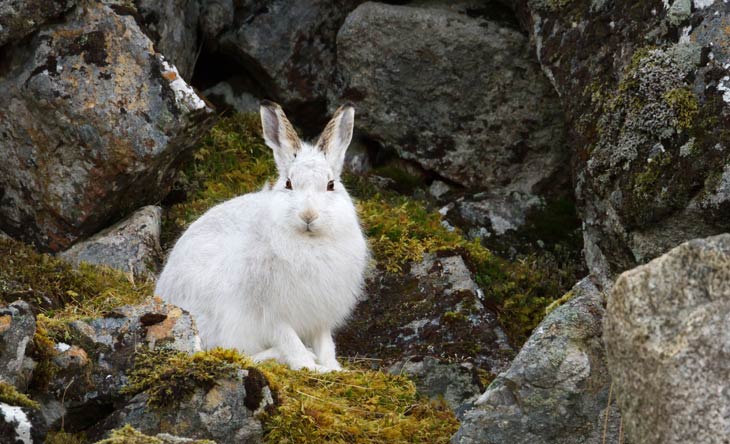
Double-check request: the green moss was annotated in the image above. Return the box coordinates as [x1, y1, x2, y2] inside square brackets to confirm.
[45, 431, 87, 444]
[124, 347, 253, 408]
[632, 153, 673, 199]
[664, 88, 699, 130]
[125, 348, 458, 444]
[93, 424, 214, 444]
[544, 290, 575, 316]
[441, 311, 467, 324]
[0, 238, 153, 322]
[260, 360, 457, 444]
[0, 381, 40, 409]
[545, 0, 572, 11]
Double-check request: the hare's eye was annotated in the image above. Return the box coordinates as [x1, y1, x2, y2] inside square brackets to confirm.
[327, 180, 335, 191]
[285, 179, 293, 190]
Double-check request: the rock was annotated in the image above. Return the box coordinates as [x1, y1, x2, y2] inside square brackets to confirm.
[0, 0, 76, 47]
[199, 0, 233, 42]
[60, 205, 163, 279]
[453, 277, 621, 444]
[511, 0, 730, 284]
[202, 81, 260, 114]
[343, 139, 372, 176]
[336, 253, 514, 375]
[333, 2, 567, 209]
[388, 357, 483, 414]
[131, 0, 200, 80]
[212, 0, 360, 117]
[604, 233, 730, 444]
[36, 298, 201, 431]
[0, 402, 46, 444]
[93, 370, 274, 444]
[0, 301, 36, 390]
[0, 2, 212, 252]
[444, 192, 544, 238]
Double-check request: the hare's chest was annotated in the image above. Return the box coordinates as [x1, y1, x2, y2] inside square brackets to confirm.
[271, 241, 366, 331]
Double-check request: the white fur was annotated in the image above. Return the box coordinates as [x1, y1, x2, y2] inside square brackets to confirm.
[156, 103, 368, 372]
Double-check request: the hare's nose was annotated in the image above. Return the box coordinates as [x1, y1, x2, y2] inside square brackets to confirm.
[299, 209, 319, 224]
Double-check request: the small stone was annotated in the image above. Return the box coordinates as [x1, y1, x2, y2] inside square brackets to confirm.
[0, 301, 36, 390]
[52, 346, 89, 370]
[60, 206, 164, 279]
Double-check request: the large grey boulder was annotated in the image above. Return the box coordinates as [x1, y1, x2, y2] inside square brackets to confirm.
[132, 0, 200, 80]
[334, 2, 566, 205]
[60, 205, 163, 279]
[0, 301, 36, 390]
[510, 0, 730, 284]
[605, 233, 730, 444]
[0, 2, 212, 252]
[212, 0, 360, 114]
[0, 0, 76, 47]
[453, 277, 621, 444]
[336, 253, 514, 376]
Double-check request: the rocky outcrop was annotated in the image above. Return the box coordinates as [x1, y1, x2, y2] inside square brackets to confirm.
[60, 205, 163, 279]
[336, 253, 514, 375]
[132, 0, 200, 80]
[334, 1, 567, 229]
[36, 298, 201, 431]
[453, 277, 621, 444]
[0, 301, 36, 391]
[95, 372, 273, 444]
[210, 0, 360, 118]
[0, 2, 212, 252]
[511, 0, 730, 283]
[605, 233, 730, 444]
[0, 0, 76, 47]
[388, 357, 483, 414]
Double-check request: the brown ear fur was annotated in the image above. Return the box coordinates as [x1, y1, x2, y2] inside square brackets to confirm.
[260, 100, 302, 152]
[316, 104, 354, 154]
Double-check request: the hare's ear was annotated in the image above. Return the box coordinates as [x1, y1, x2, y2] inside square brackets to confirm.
[260, 100, 301, 172]
[316, 104, 354, 177]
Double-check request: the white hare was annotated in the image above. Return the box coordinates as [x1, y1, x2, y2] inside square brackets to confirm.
[155, 101, 368, 372]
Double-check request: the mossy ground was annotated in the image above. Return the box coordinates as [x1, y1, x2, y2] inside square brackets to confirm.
[0, 237, 153, 395]
[126, 348, 458, 444]
[123, 347, 254, 407]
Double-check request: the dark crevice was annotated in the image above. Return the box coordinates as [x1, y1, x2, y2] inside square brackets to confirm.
[466, 1, 524, 32]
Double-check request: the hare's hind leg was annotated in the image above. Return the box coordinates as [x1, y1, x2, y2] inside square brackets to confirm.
[312, 329, 342, 371]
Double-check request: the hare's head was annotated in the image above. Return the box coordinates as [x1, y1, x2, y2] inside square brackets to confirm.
[260, 101, 357, 237]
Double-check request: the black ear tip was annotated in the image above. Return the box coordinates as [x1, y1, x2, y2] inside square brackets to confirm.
[341, 101, 356, 110]
[260, 99, 279, 109]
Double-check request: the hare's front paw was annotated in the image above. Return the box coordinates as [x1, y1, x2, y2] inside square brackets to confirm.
[288, 358, 333, 373]
[319, 358, 343, 372]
